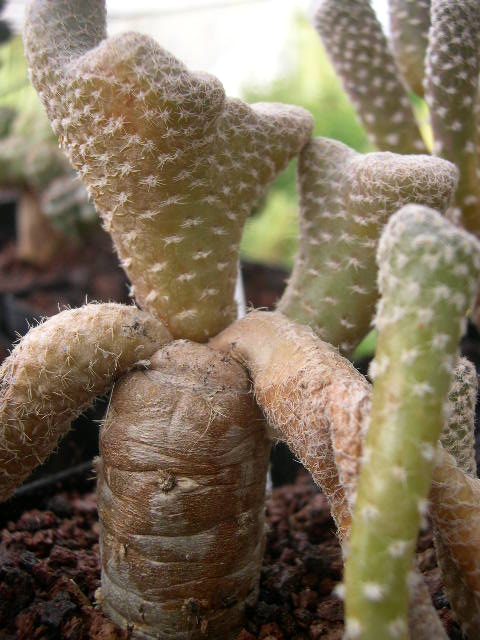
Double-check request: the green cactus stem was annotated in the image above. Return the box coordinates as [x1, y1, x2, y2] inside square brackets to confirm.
[24, 0, 313, 342]
[431, 359, 480, 637]
[313, 0, 426, 154]
[425, 0, 480, 237]
[0, 303, 171, 502]
[344, 204, 480, 640]
[278, 137, 457, 354]
[388, 0, 430, 98]
[0, 107, 16, 138]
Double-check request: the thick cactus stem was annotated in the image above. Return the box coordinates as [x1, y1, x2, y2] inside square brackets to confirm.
[24, 0, 313, 342]
[344, 205, 480, 640]
[278, 138, 457, 353]
[431, 449, 480, 638]
[431, 358, 480, 637]
[425, 0, 480, 237]
[440, 357, 477, 478]
[0, 303, 171, 501]
[313, 0, 425, 154]
[97, 340, 270, 639]
[211, 310, 371, 542]
[388, 0, 430, 97]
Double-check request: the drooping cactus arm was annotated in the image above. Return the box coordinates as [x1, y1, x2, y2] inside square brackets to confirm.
[210, 310, 371, 541]
[431, 448, 480, 638]
[24, 0, 313, 342]
[212, 309, 447, 638]
[431, 358, 480, 637]
[388, 0, 430, 97]
[344, 205, 480, 640]
[425, 0, 480, 237]
[313, 0, 426, 154]
[0, 303, 171, 501]
[278, 138, 457, 354]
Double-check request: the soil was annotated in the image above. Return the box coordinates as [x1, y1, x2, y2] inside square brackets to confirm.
[0, 470, 461, 640]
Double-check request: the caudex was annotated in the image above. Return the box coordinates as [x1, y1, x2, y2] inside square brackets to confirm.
[1, 0, 480, 638]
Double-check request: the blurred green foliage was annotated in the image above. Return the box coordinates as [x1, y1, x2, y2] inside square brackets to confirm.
[240, 13, 371, 269]
[0, 35, 45, 116]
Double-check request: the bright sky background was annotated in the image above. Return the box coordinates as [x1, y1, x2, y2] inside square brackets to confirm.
[4, 0, 389, 96]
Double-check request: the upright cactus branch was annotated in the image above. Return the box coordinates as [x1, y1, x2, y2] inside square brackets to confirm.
[440, 358, 478, 477]
[278, 138, 457, 353]
[388, 0, 430, 97]
[313, 0, 426, 154]
[24, 0, 313, 342]
[0, 304, 171, 501]
[425, 0, 480, 236]
[344, 205, 480, 640]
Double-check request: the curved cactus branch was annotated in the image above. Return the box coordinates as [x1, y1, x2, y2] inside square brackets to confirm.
[211, 310, 371, 542]
[425, 0, 480, 237]
[278, 138, 457, 353]
[431, 358, 480, 637]
[212, 310, 446, 638]
[24, 0, 313, 342]
[344, 205, 480, 640]
[388, 0, 430, 97]
[0, 303, 171, 501]
[313, 0, 425, 154]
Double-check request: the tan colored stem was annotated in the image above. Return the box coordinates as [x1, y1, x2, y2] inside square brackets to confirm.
[211, 310, 444, 637]
[210, 310, 371, 541]
[16, 190, 63, 266]
[97, 340, 271, 639]
[430, 447, 480, 636]
[0, 303, 171, 501]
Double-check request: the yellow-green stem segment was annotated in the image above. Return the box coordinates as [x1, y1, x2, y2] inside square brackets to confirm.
[344, 205, 480, 640]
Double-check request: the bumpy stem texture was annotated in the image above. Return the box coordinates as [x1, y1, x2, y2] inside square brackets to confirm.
[0, 303, 171, 501]
[388, 0, 430, 97]
[211, 310, 371, 542]
[97, 340, 271, 639]
[278, 138, 457, 353]
[425, 0, 480, 236]
[345, 205, 480, 640]
[440, 357, 477, 478]
[431, 451, 480, 639]
[24, 0, 313, 342]
[212, 310, 445, 638]
[313, 0, 425, 154]
[432, 358, 480, 637]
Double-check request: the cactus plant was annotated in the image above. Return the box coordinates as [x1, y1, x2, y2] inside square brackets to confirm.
[431, 359, 480, 637]
[313, 0, 426, 155]
[344, 205, 480, 639]
[0, 109, 98, 264]
[0, 0, 479, 638]
[277, 137, 457, 354]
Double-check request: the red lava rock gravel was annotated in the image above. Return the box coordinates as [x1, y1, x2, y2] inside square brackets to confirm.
[0, 471, 462, 639]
